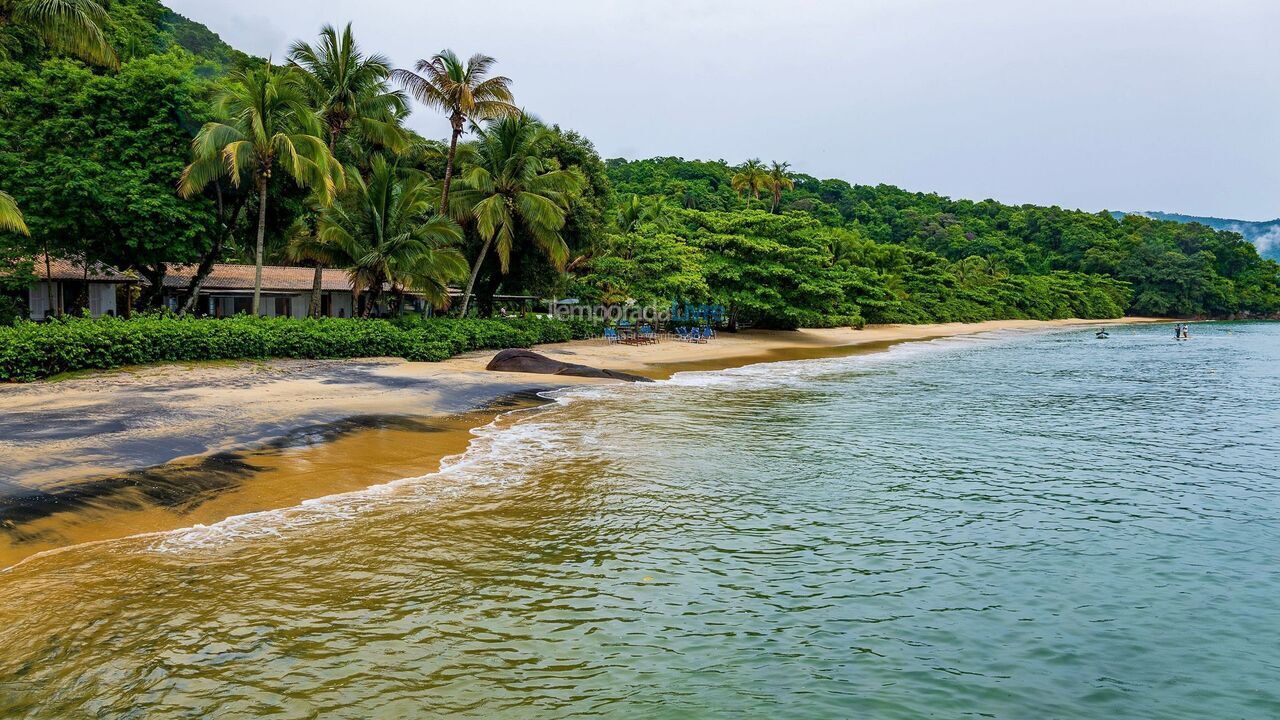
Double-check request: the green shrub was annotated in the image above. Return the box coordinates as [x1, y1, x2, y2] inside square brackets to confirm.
[0, 314, 603, 383]
[0, 296, 26, 326]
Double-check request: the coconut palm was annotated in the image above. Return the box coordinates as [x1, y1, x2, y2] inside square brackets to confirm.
[952, 255, 999, 287]
[0, 191, 28, 235]
[179, 63, 343, 315]
[288, 22, 409, 156]
[285, 201, 338, 318]
[766, 161, 794, 213]
[0, 0, 117, 68]
[391, 50, 518, 215]
[731, 159, 769, 206]
[317, 156, 467, 316]
[614, 194, 674, 233]
[448, 114, 585, 317]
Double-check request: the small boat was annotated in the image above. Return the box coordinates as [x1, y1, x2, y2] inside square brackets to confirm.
[1095, 330, 1110, 339]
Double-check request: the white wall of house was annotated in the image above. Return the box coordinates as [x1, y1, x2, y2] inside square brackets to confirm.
[330, 292, 353, 318]
[201, 293, 358, 317]
[89, 283, 117, 317]
[27, 282, 118, 319]
[28, 282, 55, 320]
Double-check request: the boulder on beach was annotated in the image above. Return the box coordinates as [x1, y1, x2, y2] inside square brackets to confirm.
[486, 349, 653, 383]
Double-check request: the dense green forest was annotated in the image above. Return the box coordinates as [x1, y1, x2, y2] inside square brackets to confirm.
[2, 0, 1278, 330]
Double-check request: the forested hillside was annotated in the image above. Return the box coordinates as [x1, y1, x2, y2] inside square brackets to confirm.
[2, 1, 1278, 330]
[603, 158, 1280, 322]
[1114, 211, 1280, 262]
[0, 0, 254, 302]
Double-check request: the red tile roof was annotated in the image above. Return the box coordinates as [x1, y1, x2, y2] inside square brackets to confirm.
[163, 264, 354, 292]
[17, 258, 137, 282]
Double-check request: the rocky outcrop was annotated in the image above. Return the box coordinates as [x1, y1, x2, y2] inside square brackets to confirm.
[485, 349, 653, 383]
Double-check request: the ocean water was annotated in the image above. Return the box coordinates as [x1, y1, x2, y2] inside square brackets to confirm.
[1, 322, 1278, 719]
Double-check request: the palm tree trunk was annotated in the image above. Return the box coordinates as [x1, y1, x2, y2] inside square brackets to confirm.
[458, 234, 494, 318]
[309, 264, 324, 317]
[43, 243, 57, 319]
[252, 176, 268, 316]
[440, 113, 463, 216]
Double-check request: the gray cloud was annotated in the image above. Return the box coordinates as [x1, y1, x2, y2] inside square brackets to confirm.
[166, 0, 1280, 220]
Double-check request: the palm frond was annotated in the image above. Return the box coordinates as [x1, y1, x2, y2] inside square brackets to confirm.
[14, 0, 117, 68]
[0, 191, 30, 236]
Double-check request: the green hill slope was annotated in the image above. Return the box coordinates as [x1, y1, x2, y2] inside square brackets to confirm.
[1113, 212, 1280, 261]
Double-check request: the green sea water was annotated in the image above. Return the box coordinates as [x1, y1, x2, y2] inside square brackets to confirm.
[1, 322, 1277, 718]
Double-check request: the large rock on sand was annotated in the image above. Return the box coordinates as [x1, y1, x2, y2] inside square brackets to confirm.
[486, 349, 653, 383]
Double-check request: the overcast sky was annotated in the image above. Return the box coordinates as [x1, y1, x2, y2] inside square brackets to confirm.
[167, 0, 1279, 220]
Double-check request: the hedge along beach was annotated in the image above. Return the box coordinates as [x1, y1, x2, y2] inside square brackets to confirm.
[0, 318, 1155, 568]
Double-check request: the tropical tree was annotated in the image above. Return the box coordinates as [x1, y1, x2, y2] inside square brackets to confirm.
[0, 191, 27, 235]
[731, 159, 769, 206]
[614, 193, 673, 233]
[179, 63, 343, 315]
[284, 196, 336, 318]
[287, 22, 409, 156]
[0, 0, 117, 68]
[317, 155, 467, 315]
[391, 50, 518, 215]
[2, 0, 118, 317]
[448, 114, 586, 317]
[766, 161, 794, 213]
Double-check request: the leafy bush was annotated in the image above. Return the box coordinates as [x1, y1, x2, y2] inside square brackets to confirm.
[0, 315, 602, 383]
[0, 296, 26, 326]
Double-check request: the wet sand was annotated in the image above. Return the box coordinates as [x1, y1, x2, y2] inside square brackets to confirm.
[0, 318, 1158, 566]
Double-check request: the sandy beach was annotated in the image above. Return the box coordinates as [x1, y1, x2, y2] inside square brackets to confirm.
[0, 318, 1157, 566]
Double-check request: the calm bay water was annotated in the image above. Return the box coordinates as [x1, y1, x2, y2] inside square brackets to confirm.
[2, 322, 1278, 718]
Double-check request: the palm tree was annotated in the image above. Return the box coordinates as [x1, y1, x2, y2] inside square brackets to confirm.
[391, 50, 518, 216]
[288, 22, 409, 156]
[179, 63, 343, 316]
[285, 202, 338, 318]
[766, 161, 794, 213]
[731, 159, 770, 207]
[0, 191, 28, 235]
[952, 255, 995, 287]
[317, 156, 467, 316]
[614, 194, 673, 233]
[0, 0, 117, 68]
[448, 114, 585, 317]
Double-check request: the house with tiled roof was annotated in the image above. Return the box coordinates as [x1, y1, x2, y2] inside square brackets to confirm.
[7, 259, 538, 320]
[11, 258, 138, 320]
[162, 263, 357, 318]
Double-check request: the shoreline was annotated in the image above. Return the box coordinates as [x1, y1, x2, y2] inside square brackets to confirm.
[0, 317, 1161, 567]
